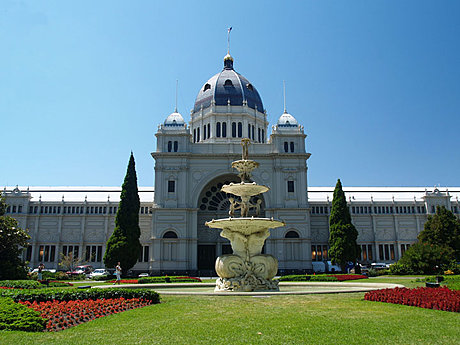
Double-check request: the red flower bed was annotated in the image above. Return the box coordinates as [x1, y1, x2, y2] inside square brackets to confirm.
[329, 274, 368, 281]
[0, 286, 18, 290]
[20, 298, 153, 331]
[364, 287, 460, 312]
[106, 279, 139, 284]
[176, 276, 202, 282]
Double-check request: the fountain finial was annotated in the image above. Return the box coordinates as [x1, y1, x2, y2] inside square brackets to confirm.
[241, 138, 250, 160]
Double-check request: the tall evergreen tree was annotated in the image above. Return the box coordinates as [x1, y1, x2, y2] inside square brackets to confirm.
[328, 179, 360, 272]
[0, 197, 30, 280]
[418, 205, 460, 260]
[103, 152, 141, 274]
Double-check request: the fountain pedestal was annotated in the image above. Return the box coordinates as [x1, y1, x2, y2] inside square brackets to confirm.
[205, 139, 285, 292]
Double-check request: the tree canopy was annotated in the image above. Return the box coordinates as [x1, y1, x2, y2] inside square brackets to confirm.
[418, 205, 460, 260]
[328, 179, 360, 272]
[103, 153, 141, 274]
[0, 197, 30, 280]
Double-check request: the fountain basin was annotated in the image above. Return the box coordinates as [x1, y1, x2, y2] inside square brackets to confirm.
[205, 217, 285, 235]
[221, 183, 269, 197]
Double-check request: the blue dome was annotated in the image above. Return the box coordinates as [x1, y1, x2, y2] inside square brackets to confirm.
[193, 55, 264, 113]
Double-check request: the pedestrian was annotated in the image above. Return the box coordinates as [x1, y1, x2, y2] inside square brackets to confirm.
[114, 262, 122, 285]
[37, 263, 45, 281]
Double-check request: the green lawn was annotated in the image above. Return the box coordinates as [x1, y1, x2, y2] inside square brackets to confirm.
[1, 279, 459, 345]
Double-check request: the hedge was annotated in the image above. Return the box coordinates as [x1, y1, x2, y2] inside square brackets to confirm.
[0, 297, 46, 332]
[1, 287, 161, 304]
[0, 280, 43, 289]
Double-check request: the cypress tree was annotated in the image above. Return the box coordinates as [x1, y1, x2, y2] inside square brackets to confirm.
[103, 152, 141, 274]
[328, 179, 360, 272]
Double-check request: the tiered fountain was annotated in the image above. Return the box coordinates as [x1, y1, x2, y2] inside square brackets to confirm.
[205, 139, 285, 292]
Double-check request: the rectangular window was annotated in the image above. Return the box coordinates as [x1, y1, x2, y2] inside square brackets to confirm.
[284, 142, 288, 152]
[317, 245, 322, 261]
[168, 180, 175, 193]
[232, 122, 236, 137]
[216, 122, 221, 137]
[368, 244, 373, 261]
[390, 244, 395, 260]
[379, 245, 384, 261]
[384, 244, 390, 261]
[362, 245, 367, 261]
[237, 122, 242, 138]
[322, 245, 328, 260]
[222, 122, 227, 137]
[97, 246, 102, 262]
[287, 181, 294, 193]
[26, 246, 32, 261]
[311, 245, 316, 261]
[290, 142, 294, 152]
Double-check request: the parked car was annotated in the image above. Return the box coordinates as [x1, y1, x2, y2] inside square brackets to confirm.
[371, 263, 389, 270]
[89, 269, 110, 278]
[67, 265, 94, 276]
[138, 273, 149, 278]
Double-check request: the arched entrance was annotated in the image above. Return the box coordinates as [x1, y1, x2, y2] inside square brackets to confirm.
[197, 174, 265, 274]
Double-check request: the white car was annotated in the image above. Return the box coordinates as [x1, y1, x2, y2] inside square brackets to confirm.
[89, 269, 109, 278]
[138, 273, 149, 278]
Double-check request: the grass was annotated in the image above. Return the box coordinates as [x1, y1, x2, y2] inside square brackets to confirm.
[1, 277, 459, 345]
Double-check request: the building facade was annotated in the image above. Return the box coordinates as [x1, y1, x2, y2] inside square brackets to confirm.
[3, 54, 460, 275]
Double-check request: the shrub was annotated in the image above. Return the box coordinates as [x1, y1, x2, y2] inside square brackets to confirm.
[277, 274, 367, 282]
[0, 297, 46, 332]
[389, 243, 455, 275]
[2, 287, 160, 304]
[0, 280, 42, 289]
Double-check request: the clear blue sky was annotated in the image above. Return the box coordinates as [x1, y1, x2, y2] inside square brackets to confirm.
[1, 1, 459, 188]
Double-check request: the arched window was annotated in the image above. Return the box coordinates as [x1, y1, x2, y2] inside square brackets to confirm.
[203, 125, 207, 140]
[224, 79, 233, 87]
[248, 124, 251, 139]
[197, 127, 200, 142]
[246, 83, 253, 91]
[173, 141, 178, 152]
[168, 141, 172, 152]
[222, 122, 227, 137]
[216, 122, 221, 137]
[193, 129, 196, 143]
[207, 123, 210, 138]
[290, 141, 294, 153]
[262, 129, 265, 143]
[285, 231, 300, 238]
[203, 83, 211, 92]
[232, 122, 236, 137]
[237, 122, 242, 138]
[252, 125, 255, 140]
[258, 128, 261, 142]
[284, 142, 288, 153]
[163, 231, 178, 239]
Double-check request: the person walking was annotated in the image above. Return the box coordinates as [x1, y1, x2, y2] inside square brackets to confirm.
[37, 263, 45, 281]
[114, 262, 122, 285]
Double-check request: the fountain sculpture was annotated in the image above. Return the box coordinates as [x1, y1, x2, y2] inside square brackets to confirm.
[205, 139, 285, 292]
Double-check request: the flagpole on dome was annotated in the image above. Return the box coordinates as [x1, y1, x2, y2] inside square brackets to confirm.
[175, 79, 178, 113]
[227, 26, 232, 54]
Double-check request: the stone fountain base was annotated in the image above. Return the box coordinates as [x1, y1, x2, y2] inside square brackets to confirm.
[214, 254, 279, 292]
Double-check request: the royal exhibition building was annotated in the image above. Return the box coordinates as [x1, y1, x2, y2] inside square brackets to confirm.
[3, 53, 460, 275]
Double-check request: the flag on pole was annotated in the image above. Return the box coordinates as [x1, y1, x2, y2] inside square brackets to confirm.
[228, 27, 232, 33]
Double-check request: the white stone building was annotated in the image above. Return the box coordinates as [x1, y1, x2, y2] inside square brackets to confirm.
[3, 54, 460, 275]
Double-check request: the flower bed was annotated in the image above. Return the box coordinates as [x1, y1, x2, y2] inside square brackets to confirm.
[0, 280, 42, 289]
[106, 279, 139, 284]
[330, 274, 368, 281]
[137, 276, 202, 284]
[277, 274, 368, 282]
[20, 297, 153, 331]
[364, 287, 460, 312]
